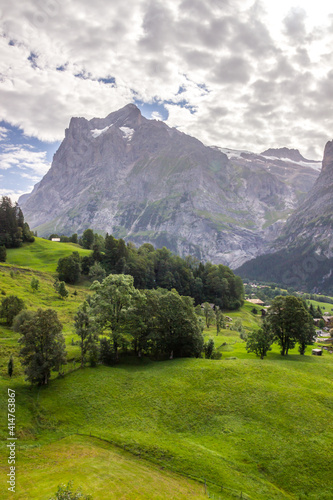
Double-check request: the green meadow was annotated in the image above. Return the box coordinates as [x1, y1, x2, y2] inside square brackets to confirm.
[6, 237, 91, 274]
[1, 239, 333, 500]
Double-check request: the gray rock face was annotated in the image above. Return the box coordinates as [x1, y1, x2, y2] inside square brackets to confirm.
[273, 140, 333, 258]
[20, 104, 320, 268]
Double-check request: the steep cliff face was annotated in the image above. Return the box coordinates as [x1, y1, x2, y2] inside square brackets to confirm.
[236, 141, 333, 292]
[20, 104, 320, 268]
[273, 140, 333, 258]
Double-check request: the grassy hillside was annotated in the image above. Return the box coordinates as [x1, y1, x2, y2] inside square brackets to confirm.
[6, 237, 91, 273]
[1, 240, 333, 499]
[1, 435, 207, 500]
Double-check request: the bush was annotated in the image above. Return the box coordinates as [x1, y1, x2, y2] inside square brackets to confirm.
[0, 295, 25, 326]
[204, 339, 214, 359]
[49, 481, 92, 500]
[211, 350, 222, 360]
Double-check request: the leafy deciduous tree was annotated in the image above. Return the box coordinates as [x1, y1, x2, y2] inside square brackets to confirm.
[246, 322, 274, 359]
[18, 308, 67, 385]
[268, 295, 315, 356]
[57, 252, 81, 284]
[89, 274, 139, 359]
[74, 302, 98, 367]
[0, 295, 25, 326]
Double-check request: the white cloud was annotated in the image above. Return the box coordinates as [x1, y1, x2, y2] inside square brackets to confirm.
[0, 188, 29, 203]
[0, 0, 332, 160]
[0, 127, 9, 140]
[0, 145, 51, 176]
[151, 111, 163, 120]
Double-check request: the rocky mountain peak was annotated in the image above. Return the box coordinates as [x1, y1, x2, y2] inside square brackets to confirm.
[260, 147, 308, 163]
[19, 104, 320, 269]
[321, 140, 333, 175]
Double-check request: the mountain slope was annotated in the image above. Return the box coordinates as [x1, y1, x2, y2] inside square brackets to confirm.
[236, 141, 333, 291]
[20, 104, 319, 268]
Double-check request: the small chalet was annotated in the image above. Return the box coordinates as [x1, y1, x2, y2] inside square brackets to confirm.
[323, 316, 333, 328]
[312, 349, 322, 356]
[247, 298, 265, 306]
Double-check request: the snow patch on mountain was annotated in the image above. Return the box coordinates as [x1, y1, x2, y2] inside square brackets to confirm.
[91, 125, 113, 138]
[261, 155, 322, 171]
[120, 126, 134, 141]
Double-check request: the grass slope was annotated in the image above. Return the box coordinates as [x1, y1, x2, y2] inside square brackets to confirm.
[1, 242, 333, 499]
[6, 238, 91, 273]
[1, 435, 206, 500]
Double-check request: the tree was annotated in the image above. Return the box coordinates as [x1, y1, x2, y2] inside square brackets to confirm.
[151, 288, 204, 359]
[12, 309, 35, 332]
[8, 356, 13, 377]
[30, 277, 39, 292]
[308, 303, 316, 318]
[18, 309, 67, 385]
[49, 481, 92, 500]
[314, 306, 323, 319]
[246, 322, 274, 359]
[0, 196, 34, 248]
[0, 245, 6, 262]
[204, 339, 214, 359]
[71, 233, 78, 244]
[298, 318, 315, 355]
[0, 295, 25, 326]
[234, 318, 245, 337]
[88, 262, 106, 283]
[89, 274, 139, 359]
[57, 252, 81, 284]
[267, 295, 315, 356]
[203, 302, 215, 328]
[215, 306, 225, 334]
[125, 290, 150, 357]
[74, 302, 98, 367]
[81, 229, 94, 249]
[58, 281, 69, 300]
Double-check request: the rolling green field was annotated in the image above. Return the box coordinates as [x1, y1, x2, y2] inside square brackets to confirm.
[6, 237, 91, 274]
[1, 239, 333, 500]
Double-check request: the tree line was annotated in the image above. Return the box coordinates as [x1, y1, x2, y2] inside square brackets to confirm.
[3, 274, 208, 385]
[2, 285, 321, 385]
[56, 230, 244, 310]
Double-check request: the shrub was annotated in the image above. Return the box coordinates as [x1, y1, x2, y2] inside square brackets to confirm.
[0, 295, 25, 326]
[49, 481, 92, 499]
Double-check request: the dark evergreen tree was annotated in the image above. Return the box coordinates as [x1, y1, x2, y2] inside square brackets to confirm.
[81, 228, 95, 249]
[0, 196, 34, 248]
[0, 245, 6, 262]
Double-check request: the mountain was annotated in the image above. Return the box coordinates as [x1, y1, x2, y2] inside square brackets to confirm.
[236, 141, 333, 292]
[19, 104, 320, 268]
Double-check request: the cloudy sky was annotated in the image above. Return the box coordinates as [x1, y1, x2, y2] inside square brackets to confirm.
[1, 0, 333, 201]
